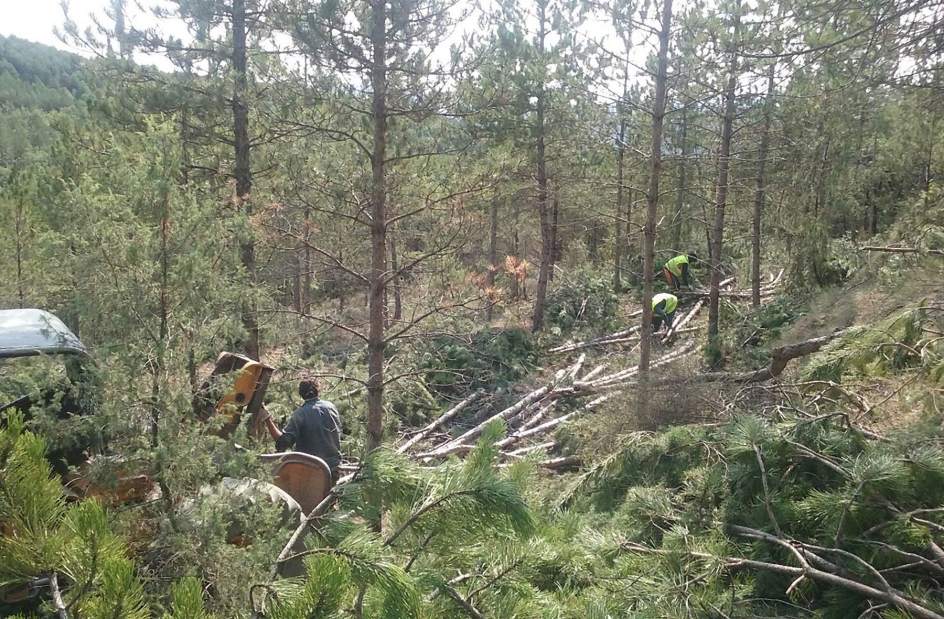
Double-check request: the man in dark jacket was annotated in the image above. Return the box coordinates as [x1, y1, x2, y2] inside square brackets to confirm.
[262, 377, 342, 483]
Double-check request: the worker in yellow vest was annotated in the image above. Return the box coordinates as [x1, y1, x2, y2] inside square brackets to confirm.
[652, 292, 679, 333]
[663, 253, 696, 290]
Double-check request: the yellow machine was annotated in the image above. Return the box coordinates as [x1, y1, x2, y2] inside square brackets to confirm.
[200, 352, 274, 437]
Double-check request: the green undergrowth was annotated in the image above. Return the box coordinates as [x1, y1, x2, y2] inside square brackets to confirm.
[545, 409, 944, 618]
[725, 295, 809, 370]
[543, 270, 619, 336]
[804, 305, 941, 382]
[419, 328, 537, 399]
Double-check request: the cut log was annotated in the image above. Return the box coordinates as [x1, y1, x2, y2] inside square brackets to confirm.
[417, 387, 550, 459]
[496, 395, 609, 450]
[396, 391, 483, 454]
[539, 455, 581, 470]
[504, 441, 556, 458]
[424, 356, 585, 455]
[579, 341, 697, 389]
[860, 246, 944, 256]
[734, 329, 848, 382]
[550, 326, 641, 354]
[512, 401, 556, 432]
[662, 299, 703, 343]
[501, 455, 582, 470]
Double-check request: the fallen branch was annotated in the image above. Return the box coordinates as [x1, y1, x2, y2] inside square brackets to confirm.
[498, 455, 581, 470]
[439, 582, 486, 619]
[267, 472, 355, 582]
[495, 396, 609, 450]
[662, 300, 703, 343]
[503, 441, 556, 458]
[729, 525, 944, 619]
[621, 530, 944, 619]
[538, 455, 581, 470]
[420, 386, 551, 459]
[860, 245, 944, 256]
[550, 326, 641, 354]
[397, 392, 483, 454]
[727, 329, 848, 383]
[49, 572, 69, 619]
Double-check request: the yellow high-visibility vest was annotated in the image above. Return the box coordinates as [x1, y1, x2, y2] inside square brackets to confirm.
[665, 254, 689, 277]
[652, 293, 678, 315]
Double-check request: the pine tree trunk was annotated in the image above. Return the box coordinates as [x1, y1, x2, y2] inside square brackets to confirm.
[512, 205, 520, 300]
[924, 118, 935, 210]
[302, 204, 312, 313]
[486, 199, 499, 321]
[531, 0, 551, 332]
[293, 250, 302, 312]
[625, 187, 634, 280]
[613, 118, 627, 291]
[707, 0, 741, 363]
[638, 0, 673, 383]
[153, 201, 170, 448]
[15, 197, 25, 308]
[232, 0, 259, 359]
[366, 0, 388, 453]
[671, 104, 687, 253]
[390, 226, 402, 321]
[549, 187, 559, 282]
[752, 61, 775, 308]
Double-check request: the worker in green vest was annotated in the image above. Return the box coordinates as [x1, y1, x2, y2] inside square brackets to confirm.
[652, 292, 679, 333]
[663, 253, 696, 290]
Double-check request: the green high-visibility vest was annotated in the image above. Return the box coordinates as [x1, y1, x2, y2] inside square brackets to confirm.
[652, 293, 678, 315]
[665, 254, 689, 277]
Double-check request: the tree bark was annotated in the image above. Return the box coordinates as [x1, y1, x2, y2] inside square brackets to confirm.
[390, 225, 402, 321]
[549, 186, 560, 282]
[303, 204, 312, 313]
[486, 199, 499, 321]
[637, 0, 674, 379]
[367, 0, 388, 453]
[613, 117, 627, 291]
[671, 102, 688, 253]
[752, 60, 776, 308]
[15, 195, 25, 308]
[232, 0, 259, 359]
[531, 0, 551, 332]
[511, 205, 521, 300]
[707, 0, 740, 365]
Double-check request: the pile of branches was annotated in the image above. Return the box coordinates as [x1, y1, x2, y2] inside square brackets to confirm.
[569, 407, 944, 618]
[397, 344, 699, 468]
[390, 271, 792, 470]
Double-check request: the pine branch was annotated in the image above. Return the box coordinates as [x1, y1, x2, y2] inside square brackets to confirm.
[49, 572, 70, 619]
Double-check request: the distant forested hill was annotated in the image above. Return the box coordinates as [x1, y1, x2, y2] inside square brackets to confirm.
[0, 35, 87, 110]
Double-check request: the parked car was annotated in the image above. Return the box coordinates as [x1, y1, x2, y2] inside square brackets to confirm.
[0, 308, 101, 475]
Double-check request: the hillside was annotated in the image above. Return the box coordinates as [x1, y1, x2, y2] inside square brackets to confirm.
[2, 0, 944, 617]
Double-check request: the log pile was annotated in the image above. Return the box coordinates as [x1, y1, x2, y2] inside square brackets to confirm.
[393, 268, 786, 470]
[405, 343, 700, 464]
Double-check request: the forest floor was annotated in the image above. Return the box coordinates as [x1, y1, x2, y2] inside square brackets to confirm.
[398, 254, 944, 475]
[778, 261, 944, 434]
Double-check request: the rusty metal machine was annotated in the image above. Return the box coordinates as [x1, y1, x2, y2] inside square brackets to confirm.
[200, 351, 275, 437]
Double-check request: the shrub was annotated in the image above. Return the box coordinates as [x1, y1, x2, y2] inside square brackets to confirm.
[544, 271, 618, 335]
[804, 307, 926, 381]
[420, 328, 536, 398]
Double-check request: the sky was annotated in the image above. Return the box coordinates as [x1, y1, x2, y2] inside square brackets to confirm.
[0, 0, 657, 93]
[1, 0, 109, 54]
